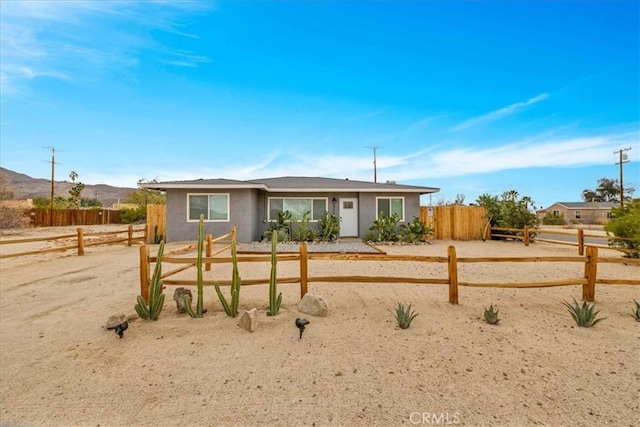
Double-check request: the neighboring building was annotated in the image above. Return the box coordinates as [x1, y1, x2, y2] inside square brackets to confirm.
[536, 201, 618, 225]
[139, 176, 439, 242]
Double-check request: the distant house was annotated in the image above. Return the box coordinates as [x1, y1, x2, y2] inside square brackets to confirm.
[536, 202, 618, 225]
[139, 176, 439, 242]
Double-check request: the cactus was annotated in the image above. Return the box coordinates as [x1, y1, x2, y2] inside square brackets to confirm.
[563, 298, 606, 328]
[184, 214, 205, 318]
[393, 302, 418, 329]
[215, 235, 241, 317]
[632, 300, 640, 322]
[267, 230, 283, 316]
[135, 241, 165, 320]
[484, 304, 500, 325]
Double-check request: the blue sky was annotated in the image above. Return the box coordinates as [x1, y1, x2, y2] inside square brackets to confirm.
[1, 1, 638, 209]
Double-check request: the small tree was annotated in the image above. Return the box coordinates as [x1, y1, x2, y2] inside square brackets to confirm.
[582, 177, 635, 204]
[604, 198, 640, 258]
[477, 190, 538, 239]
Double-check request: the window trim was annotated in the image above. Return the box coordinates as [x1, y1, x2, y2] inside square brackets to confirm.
[375, 196, 405, 222]
[574, 210, 582, 219]
[267, 197, 328, 222]
[187, 193, 230, 222]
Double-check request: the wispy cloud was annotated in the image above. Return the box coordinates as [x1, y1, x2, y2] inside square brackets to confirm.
[453, 93, 550, 131]
[0, 1, 212, 95]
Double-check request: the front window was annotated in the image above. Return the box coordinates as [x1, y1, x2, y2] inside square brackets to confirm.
[574, 210, 582, 219]
[376, 197, 404, 221]
[268, 198, 327, 221]
[188, 194, 229, 221]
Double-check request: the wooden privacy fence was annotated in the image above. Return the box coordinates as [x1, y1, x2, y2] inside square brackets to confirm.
[145, 204, 167, 244]
[420, 205, 487, 240]
[27, 208, 121, 227]
[139, 238, 639, 306]
[489, 226, 638, 257]
[0, 225, 146, 259]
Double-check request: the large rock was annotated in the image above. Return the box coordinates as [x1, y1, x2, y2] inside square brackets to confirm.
[297, 293, 329, 317]
[106, 313, 127, 329]
[238, 308, 258, 332]
[173, 287, 192, 313]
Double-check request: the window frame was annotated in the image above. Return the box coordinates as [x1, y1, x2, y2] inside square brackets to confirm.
[187, 193, 230, 222]
[574, 210, 582, 219]
[267, 197, 328, 222]
[375, 196, 405, 222]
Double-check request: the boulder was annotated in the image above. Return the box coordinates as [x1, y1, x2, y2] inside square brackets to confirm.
[106, 313, 127, 329]
[297, 293, 329, 317]
[173, 287, 193, 313]
[238, 308, 258, 332]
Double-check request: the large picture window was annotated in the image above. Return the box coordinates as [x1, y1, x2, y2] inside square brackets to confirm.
[188, 194, 229, 221]
[268, 198, 327, 221]
[376, 197, 404, 221]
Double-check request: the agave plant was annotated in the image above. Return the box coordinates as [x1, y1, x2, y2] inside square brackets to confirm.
[632, 300, 640, 322]
[393, 302, 418, 329]
[562, 298, 606, 328]
[484, 304, 500, 325]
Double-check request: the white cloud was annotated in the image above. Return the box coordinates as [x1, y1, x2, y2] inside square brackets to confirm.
[453, 93, 550, 131]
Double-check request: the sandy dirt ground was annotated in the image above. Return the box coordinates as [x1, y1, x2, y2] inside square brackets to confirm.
[0, 225, 639, 427]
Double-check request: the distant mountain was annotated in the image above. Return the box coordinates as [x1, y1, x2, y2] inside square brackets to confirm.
[0, 167, 136, 207]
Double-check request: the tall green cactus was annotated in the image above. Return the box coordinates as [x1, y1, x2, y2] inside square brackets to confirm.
[267, 230, 282, 316]
[135, 241, 165, 320]
[215, 235, 241, 317]
[185, 214, 205, 318]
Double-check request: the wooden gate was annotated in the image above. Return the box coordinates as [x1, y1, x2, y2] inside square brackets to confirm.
[420, 205, 488, 240]
[146, 204, 166, 243]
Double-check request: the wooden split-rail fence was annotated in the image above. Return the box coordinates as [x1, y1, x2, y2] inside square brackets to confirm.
[139, 227, 640, 305]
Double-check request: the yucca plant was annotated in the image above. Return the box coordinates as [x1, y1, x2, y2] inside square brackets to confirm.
[563, 298, 606, 328]
[135, 241, 165, 320]
[484, 304, 500, 325]
[393, 302, 418, 329]
[632, 300, 640, 322]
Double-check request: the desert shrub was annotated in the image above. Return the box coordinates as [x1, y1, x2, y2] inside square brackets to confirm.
[368, 212, 401, 242]
[120, 207, 146, 224]
[477, 191, 538, 240]
[563, 299, 605, 328]
[604, 198, 640, 258]
[399, 216, 432, 243]
[542, 212, 565, 226]
[0, 205, 31, 229]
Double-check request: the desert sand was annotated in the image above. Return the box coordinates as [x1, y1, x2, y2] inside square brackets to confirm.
[0, 225, 638, 427]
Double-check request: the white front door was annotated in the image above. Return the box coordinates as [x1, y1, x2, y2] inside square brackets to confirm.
[339, 198, 358, 237]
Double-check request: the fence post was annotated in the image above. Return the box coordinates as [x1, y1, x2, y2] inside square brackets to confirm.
[206, 233, 213, 272]
[524, 225, 530, 246]
[300, 242, 308, 298]
[582, 246, 598, 302]
[77, 228, 85, 256]
[578, 229, 584, 256]
[139, 245, 150, 304]
[447, 245, 458, 305]
[127, 224, 133, 246]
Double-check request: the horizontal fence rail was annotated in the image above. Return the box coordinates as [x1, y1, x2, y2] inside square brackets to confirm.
[0, 225, 146, 259]
[140, 235, 640, 306]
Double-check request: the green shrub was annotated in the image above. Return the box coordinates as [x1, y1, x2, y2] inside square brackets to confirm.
[393, 302, 418, 329]
[542, 212, 565, 225]
[483, 304, 500, 325]
[563, 299, 606, 328]
[604, 198, 640, 258]
[477, 191, 539, 240]
[120, 207, 146, 224]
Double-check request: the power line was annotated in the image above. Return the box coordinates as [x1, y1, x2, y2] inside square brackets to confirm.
[614, 147, 631, 208]
[366, 146, 382, 183]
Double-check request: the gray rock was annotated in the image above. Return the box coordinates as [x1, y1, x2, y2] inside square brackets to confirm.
[173, 287, 193, 313]
[297, 293, 329, 317]
[238, 308, 258, 332]
[106, 313, 127, 329]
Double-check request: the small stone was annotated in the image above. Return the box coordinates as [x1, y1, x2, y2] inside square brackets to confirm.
[173, 288, 192, 313]
[238, 308, 258, 332]
[297, 293, 329, 317]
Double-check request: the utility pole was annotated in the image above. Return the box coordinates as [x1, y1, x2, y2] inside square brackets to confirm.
[366, 146, 382, 183]
[614, 147, 631, 208]
[43, 147, 61, 226]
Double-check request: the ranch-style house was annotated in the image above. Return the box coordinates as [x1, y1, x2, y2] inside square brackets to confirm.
[139, 176, 439, 243]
